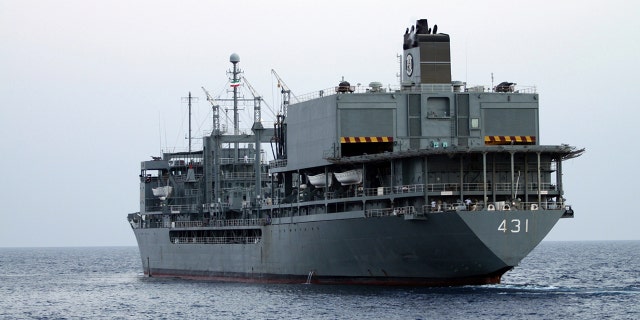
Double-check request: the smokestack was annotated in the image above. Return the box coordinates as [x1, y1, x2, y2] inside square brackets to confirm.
[402, 19, 451, 89]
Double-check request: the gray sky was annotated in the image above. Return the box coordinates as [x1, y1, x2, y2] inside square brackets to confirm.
[1, 0, 638, 247]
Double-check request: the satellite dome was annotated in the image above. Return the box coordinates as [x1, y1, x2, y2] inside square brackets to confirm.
[230, 53, 240, 63]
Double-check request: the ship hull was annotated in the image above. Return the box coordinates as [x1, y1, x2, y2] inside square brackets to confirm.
[133, 209, 563, 286]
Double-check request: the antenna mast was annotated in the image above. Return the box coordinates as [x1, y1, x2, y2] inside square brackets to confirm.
[181, 92, 199, 153]
[229, 53, 241, 161]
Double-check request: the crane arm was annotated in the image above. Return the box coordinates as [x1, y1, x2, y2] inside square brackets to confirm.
[271, 69, 298, 102]
[201, 86, 221, 135]
[201, 86, 217, 105]
[241, 76, 261, 100]
[271, 69, 298, 117]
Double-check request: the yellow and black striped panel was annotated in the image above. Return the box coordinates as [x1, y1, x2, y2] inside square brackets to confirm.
[340, 136, 393, 143]
[484, 136, 536, 145]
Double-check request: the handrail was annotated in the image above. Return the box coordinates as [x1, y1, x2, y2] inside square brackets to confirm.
[365, 206, 416, 218]
[173, 218, 265, 228]
[223, 171, 257, 179]
[264, 180, 561, 205]
[170, 236, 261, 244]
[422, 200, 564, 212]
[269, 159, 287, 168]
[173, 221, 203, 228]
[294, 83, 537, 104]
[218, 157, 257, 165]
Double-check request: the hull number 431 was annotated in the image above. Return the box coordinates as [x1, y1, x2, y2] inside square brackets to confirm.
[498, 219, 529, 233]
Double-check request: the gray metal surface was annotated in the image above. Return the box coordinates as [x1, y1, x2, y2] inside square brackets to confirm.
[127, 18, 581, 286]
[133, 209, 562, 284]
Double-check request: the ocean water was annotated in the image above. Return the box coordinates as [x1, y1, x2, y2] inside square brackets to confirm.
[0, 241, 638, 319]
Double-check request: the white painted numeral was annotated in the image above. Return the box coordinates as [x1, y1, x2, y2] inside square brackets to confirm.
[511, 219, 520, 233]
[498, 220, 507, 232]
[498, 219, 529, 233]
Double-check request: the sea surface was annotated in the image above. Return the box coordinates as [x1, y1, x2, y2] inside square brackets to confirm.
[1, 241, 638, 319]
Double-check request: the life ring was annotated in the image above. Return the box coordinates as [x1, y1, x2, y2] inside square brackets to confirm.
[503, 204, 511, 211]
[531, 204, 539, 211]
[487, 204, 495, 211]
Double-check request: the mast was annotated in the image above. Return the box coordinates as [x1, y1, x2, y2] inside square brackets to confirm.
[202, 87, 221, 209]
[188, 91, 192, 153]
[181, 91, 198, 154]
[230, 53, 241, 162]
[245, 76, 265, 210]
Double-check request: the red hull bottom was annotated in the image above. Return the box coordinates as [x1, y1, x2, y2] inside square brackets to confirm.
[143, 267, 511, 287]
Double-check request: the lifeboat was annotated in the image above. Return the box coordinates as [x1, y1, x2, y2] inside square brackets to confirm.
[308, 173, 332, 188]
[334, 169, 363, 186]
[152, 186, 173, 200]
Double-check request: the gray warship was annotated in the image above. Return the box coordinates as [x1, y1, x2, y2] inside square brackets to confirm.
[127, 19, 583, 285]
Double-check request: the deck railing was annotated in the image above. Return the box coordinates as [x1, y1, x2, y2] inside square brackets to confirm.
[269, 159, 288, 168]
[264, 181, 559, 206]
[365, 206, 416, 218]
[170, 236, 261, 244]
[294, 83, 537, 103]
[173, 218, 265, 229]
[422, 200, 563, 212]
[173, 221, 203, 228]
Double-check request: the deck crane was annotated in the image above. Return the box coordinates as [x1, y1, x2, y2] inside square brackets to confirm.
[270, 69, 297, 160]
[241, 76, 264, 125]
[270, 69, 298, 117]
[241, 76, 277, 123]
[201, 86, 221, 136]
[201, 86, 223, 208]
[240, 76, 269, 202]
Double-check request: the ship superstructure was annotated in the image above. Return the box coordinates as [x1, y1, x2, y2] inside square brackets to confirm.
[128, 19, 583, 285]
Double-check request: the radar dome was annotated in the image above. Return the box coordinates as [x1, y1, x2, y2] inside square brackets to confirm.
[230, 53, 240, 63]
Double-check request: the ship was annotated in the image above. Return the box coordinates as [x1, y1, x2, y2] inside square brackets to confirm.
[127, 18, 584, 286]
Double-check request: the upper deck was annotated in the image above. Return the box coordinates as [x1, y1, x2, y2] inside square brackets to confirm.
[268, 18, 549, 173]
[276, 81, 542, 173]
[294, 82, 537, 105]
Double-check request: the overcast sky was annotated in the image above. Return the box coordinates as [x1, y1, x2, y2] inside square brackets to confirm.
[1, 0, 638, 247]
